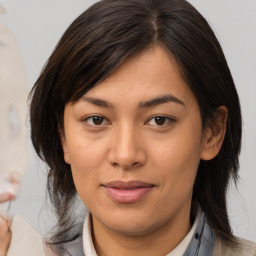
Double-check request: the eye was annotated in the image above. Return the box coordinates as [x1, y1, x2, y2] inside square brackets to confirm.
[146, 116, 174, 126]
[83, 115, 109, 126]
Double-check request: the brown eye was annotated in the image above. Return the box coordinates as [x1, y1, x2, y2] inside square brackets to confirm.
[92, 116, 104, 125]
[147, 116, 173, 126]
[155, 116, 166, 126]
[84, 115, 108, 126]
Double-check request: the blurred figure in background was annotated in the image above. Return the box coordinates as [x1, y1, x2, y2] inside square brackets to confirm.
[0, 2, 28, 206]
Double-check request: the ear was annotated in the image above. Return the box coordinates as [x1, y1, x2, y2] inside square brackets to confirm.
[59, 127, 71, 164]
[200, 106, 228, 160]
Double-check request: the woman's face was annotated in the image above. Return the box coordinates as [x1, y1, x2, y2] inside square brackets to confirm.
[61, 46, 210, 237]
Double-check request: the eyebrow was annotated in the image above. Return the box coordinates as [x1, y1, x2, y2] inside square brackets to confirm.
[82, 94, 185, 109]
[138, 95, 185, 109]
[82, 97, 114, 108]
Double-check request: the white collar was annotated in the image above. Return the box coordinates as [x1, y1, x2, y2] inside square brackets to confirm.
[82, 208, 201, 256]
[83, 214, 98, 256]
[166, 207, 201, 256]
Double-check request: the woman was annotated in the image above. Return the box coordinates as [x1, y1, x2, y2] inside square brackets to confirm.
[1, 0, 256, 255]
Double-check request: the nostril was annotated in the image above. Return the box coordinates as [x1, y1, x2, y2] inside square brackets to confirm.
[112, 162, 119, 168]
[111, 161, 143, 169]
[107, 141, 146, 168]
[132, 161, 140, 167]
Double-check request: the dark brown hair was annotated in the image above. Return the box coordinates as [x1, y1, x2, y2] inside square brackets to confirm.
[30, 0, 242, 248]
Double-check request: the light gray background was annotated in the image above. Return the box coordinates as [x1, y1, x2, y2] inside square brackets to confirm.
[1, 0, 255, 241]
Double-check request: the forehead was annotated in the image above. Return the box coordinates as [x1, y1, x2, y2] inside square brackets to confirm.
[80, 46, 196, 107]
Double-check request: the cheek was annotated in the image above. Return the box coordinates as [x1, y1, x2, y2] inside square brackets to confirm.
[68, 145, 101, 182]
[152, 116, 203, 193]
[66, 136, 109, 202]
[157, 126, 202, 168]
[66, 125, 107, 170]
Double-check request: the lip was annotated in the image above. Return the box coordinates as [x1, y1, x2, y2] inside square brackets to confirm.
[102, 180, 155, 203]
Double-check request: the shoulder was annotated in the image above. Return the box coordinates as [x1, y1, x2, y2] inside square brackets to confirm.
[213, 236, 256, 256]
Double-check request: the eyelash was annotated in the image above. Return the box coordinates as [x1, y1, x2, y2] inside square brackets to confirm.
[146, 115, 175, 127]
[82, 115, 110, 127]
[82, 115, 175, 127]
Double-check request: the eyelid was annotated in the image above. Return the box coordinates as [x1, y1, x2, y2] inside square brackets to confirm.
[145, 115, 176, 126]
[82, 114, 110, 126]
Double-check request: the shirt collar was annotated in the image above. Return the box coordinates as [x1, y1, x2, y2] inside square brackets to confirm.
[166, 207, 202, 256]
[183, 211, 215, 256]
[82, 208, 215, 256]
[83, 214, 98, 256]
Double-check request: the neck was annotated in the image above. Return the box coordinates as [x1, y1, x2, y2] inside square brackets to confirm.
[91, 205, 192, 256]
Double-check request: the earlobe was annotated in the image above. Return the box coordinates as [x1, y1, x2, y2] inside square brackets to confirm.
[63, 150, 71, 165]
[200, 106, 228, 161]
[59, 128, 71, 164]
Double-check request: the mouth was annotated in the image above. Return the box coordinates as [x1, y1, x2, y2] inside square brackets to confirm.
[102, 180, 155, 203]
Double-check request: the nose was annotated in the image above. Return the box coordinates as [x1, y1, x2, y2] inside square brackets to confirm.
[107, 124, 146, 169]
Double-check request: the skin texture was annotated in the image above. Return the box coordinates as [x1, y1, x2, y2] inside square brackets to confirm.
[61, 46, 227, 256]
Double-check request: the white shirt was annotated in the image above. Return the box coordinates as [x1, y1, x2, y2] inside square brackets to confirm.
[7, 208, 201, 256]
[83, 209, 201, 256]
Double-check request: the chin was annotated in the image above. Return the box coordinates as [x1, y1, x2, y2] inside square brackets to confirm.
[107, 221, 157, 236]
[98, 207, 162, 236]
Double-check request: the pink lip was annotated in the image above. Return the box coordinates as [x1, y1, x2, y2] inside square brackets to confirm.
[103, 180, 155, 203]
